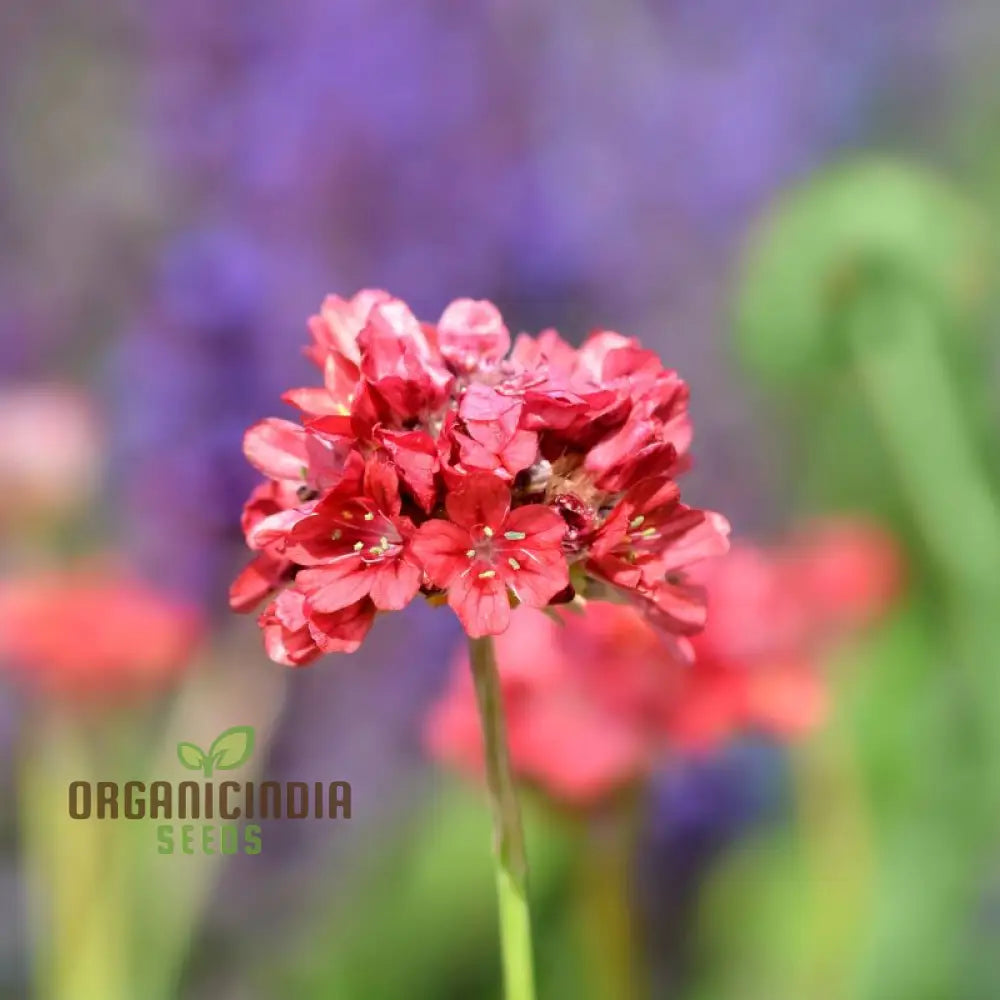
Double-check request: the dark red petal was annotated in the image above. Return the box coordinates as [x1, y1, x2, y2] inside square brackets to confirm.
[229, 553, 290, 613]
[445, 473, 511, 531]
[363, 455, 402, 517]
[504, 547, 569, 608]
[304, 431, 363, 492]
[411, 520, 473, 587]
[376, 427, 440, 513]
[307, 599, 377, 654]
[623, 475, 681, 513]
[503, 504, 567, 548]
[586, 552, 643, 591]
[304, 413, 354, 438]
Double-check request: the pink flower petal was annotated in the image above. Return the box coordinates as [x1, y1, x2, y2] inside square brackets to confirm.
[448, 571, 511, 637]
[369, 557, 422, 611]
[243, 419, 308, 481]
[411, 520, 473, 587]
[297, 562, 373, 614]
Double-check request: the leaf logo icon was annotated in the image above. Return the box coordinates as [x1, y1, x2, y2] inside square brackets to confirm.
[177, 726, 256, 777]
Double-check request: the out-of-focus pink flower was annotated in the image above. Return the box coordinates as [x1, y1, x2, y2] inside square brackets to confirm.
[0, 570, 202, 701]
[0, 384, 102, 521]
[233, 290, 730, 662]
[426, 521, 902, 805]
[427, 603, 686, 803]
[793, 518, 902, 632]
[669, 518, 903, 749]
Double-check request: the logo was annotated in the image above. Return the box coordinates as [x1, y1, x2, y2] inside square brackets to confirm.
[176, 725, 255, 777]
[67, 724, 351, 856]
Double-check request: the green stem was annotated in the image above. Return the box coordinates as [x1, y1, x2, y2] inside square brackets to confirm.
[468, 635, 536, 1000]
[843, 281, 1000, 986]
[577, 808, 642, 1000]
[844, 282, 1000, 786]
[20, 710, 130, 1000]
[843, 284, 1000, 595]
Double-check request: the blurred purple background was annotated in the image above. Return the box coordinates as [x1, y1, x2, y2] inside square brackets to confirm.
[2, 2, 999, 997]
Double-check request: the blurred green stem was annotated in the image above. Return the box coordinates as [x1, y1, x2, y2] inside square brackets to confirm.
[844, 282, 1000, 778]
[792, 706, 874, 1000]
[577, 807, 643, 1000]
[843, 284, 1000, 594]
[844, 281, 1000, 983]
[20, 710, 129, 1000]
[468, 635, 536, 1000]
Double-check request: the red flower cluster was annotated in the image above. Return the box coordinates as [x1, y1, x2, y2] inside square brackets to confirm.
[426, 521, 900, 805]
[231, 291, 730, 663]
[0, 570, 202, 701]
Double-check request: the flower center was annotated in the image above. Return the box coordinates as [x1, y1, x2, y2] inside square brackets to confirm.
[334, 505, 402, 564]
[467, 524, 499, 562]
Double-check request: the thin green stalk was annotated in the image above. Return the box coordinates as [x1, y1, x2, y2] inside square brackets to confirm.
[843, 281, 1000, 987]
[19, 710, 129, 1000]
[576, 808, 643, 1000]
[468, 635, 536, 1000]
[844, 282, 1000, 781]
[843, 284, 1000, 595]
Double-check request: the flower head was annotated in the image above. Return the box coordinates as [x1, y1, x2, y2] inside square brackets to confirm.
[0, 569, 202, 701]
[233, 291, 729, 662]
[0, 384, 102, 524]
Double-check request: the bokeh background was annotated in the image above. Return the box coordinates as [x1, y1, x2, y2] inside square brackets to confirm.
[2, 2, 1000, 998]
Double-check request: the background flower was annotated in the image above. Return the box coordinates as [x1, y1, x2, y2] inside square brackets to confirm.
[427, 522, 901, 805]
[0, 567, 202, 701]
